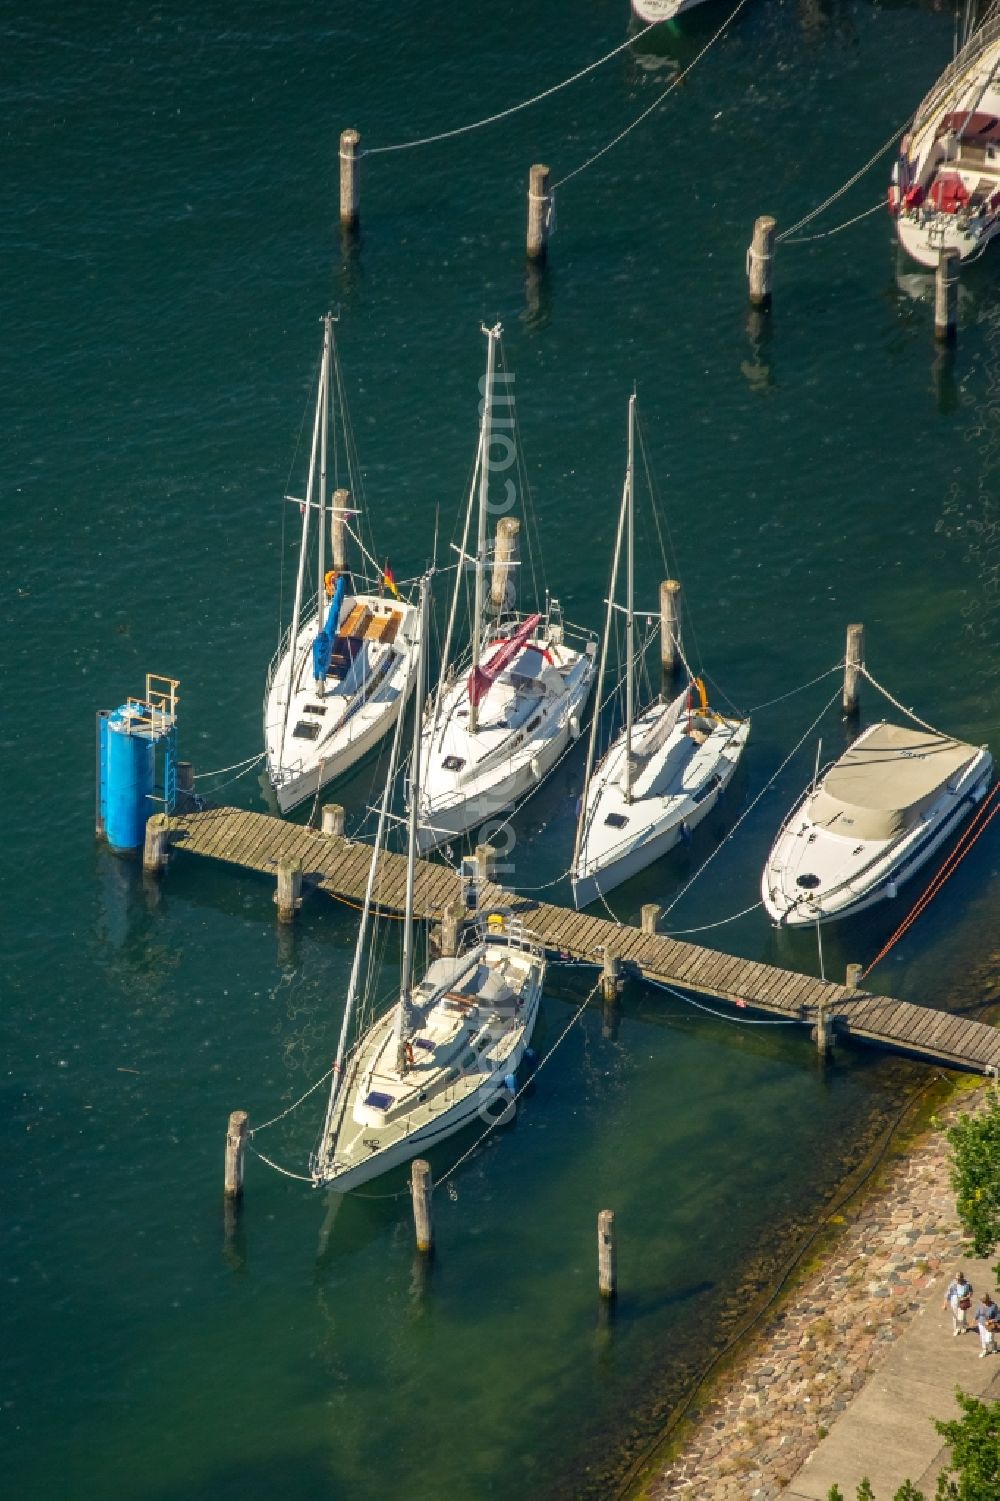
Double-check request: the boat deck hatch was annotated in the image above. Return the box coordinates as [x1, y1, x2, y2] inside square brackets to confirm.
[605, 812, 628, 829]
[304, 703, 327, 716]
[292, 720, 321, 741]
[443, 755, 466, 771]
[796, 873, 821, 889]
[363, 1090, 394, 1111]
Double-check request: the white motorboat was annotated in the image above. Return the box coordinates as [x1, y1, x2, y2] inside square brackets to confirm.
[762, 721, 993, 927]
[311, 577, 545, 1194]
[264, 314, 421, 814]
[416, 323, 597, 854]
[571, 395, 748, 909]
[890, 8, 1000, 266]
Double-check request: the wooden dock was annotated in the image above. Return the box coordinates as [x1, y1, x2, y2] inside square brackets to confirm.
[163, 806, 1000, 1075]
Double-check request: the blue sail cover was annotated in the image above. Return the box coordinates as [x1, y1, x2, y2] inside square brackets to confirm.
[312, 574, 348, 681]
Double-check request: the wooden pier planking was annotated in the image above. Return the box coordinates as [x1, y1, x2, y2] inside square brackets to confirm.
[164, 807, 999, 1075]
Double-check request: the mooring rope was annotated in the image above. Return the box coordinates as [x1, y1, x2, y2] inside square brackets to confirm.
[644, 975, 804, 1026]
[552, 0, 752, 190]
[247, 1143, 315, 1182]
[775, 116, 911, 243]
[779, 199, 885, 246]
[747, 661, 842, 715]
[362, 21, 667, 156]
[662, 899, 763, 936]
[859, 665, 953, 739]
[248, 1065, 335, 1137]
[193, 750, 265, 782]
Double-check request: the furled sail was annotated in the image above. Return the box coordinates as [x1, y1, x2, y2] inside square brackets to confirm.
[313, 573, 348, 681]
[467, 613, 542, 709]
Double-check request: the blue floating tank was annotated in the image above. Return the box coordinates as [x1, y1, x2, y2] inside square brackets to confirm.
[97, 676, 179, 856]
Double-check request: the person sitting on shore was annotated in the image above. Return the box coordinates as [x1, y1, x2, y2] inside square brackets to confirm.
[943, 1270, 974, 1335]
[975, 1292, 999, 1358]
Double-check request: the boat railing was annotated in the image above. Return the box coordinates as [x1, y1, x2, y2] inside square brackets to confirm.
[914, 12, 1000, 131]
[475, 910, 544, 958]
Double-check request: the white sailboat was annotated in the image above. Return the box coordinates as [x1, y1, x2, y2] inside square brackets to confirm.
[415, 322, 598, 854]
[762, 722, 993, 927]
[570, 395, 749, 910]
[264, 314, 421, 814]
[311, 575, 546, 1195]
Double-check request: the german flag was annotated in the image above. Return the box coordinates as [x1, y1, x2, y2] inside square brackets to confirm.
[382, 563, 399, 599]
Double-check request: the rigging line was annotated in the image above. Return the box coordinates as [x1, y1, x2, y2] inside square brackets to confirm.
[249, 1066, 335, 1136]
[747, 661, 843, 715]
[859, 665, 956, 738]
[776, 116, 912, 242]
[644, 976, 804, 1025]
[860, 784, 1000, 980]
[434, 975, 603, 1188]
[553, 0, 752, 190]
[779, 199, 885, 245]
[664, 899, 763, 936]
[362, 20, 668, 156]
[193, 750, 266, 781]
[659, 685, 842, 920]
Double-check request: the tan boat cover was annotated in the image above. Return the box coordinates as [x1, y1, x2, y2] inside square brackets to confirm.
[810, 723, 979, 841]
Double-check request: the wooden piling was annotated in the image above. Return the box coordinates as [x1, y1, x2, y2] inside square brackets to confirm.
[142, 813, 170, 874]
[339, 129, 361, 230]
[598, 1209, 617, 1299]
[331, 487, 350, 572]
[321, 803, 346, 839]
[843, 623, 864, 717]
[490, 516, 520, 615]
[526, 164, 552, 262]
[601, 948, 622, 1004]
[934, 248, 959, 343]
[411, 1158, 434, 1253]
[660, 579, 682, 687]
[814, 1003, 832, 1060]
[275, 857, 302, 923]
[747, 215, 776, 308]
[474, 843, 496, 885]
[846, 962, 863, 990]
[177, 761, 194, 795]
[225, 1110, 248, 1199]
[641, 903, 661, 936]
[439, 901, 465, 958]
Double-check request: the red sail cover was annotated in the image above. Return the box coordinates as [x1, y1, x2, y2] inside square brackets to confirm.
[467, 613, 542, 709]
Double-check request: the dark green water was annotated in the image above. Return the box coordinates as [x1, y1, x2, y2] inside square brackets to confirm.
[4, 3, 999, 1498]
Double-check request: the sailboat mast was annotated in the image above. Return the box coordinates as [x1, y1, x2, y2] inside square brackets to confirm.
[469, 323, 499, 735]
[394, 573, 430, 1073]
[317, 314, 330, 610]
[624, 394, 636, 805]
[282, 333, 327, 754]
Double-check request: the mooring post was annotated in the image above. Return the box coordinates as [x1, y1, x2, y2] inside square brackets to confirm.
[934, 248, 959, 343]
[490, 516, 520, 615]
[439, 901, 465, 958]
[598, 1209, 617, 1299]
[225, 1110, 249, 1199]
[177, 761, 194, 796]
[275, 857, 302, 923]
[474, 843, 496, 886]
[339, 129, 361, 230]
[660, 579, 682, 689]
[814, 1002, 832, 1060]
[526, 163, 552, 262]
[747, 215, 776, 308]
[843, 623, 864, 717]
[640, 903, 661, 936]
[321, 803, 346, 839]
[601, 948, 622, 1004]
[142, 813, 170, 874]
[411, 1159, 434, 1254]
[846, 962, 863, 990]
[331, 487, 350, 572]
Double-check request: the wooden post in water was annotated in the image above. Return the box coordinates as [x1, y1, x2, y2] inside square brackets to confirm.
[843, 623, 864, 717]
[439, 901, 465, 958]
[641, 903, 661, 936]
[846, 962, 863, 990]
[660, 579, 682, 689]
[143, 813, 170, 874]
[934, 248, 959, 343]
[411, 1159, 434, 1253]
[598, 1209, 617, 1299]
[526, 164, 552, 262]
[339, 129, 361, 230]
[275, 857, 302, 923]
[177, 761, 194, 797]
[747, 215, 776, 308]
[475, 843, 496, 886]
[321, 803, 346, 839]
[601, 948, 622, 1004]
[814, 1003, 832, 1060]
[225, 1110, 248, 1199]
[490, 516, 520, 615]
[331, 487, 350, 572]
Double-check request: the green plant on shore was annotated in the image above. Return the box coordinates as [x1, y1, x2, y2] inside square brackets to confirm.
[946, 1091, 1000, 1281]
[825, 1389, 1000, 1500]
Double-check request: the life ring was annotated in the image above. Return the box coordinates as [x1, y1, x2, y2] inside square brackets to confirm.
[324, 569, 340, 598]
